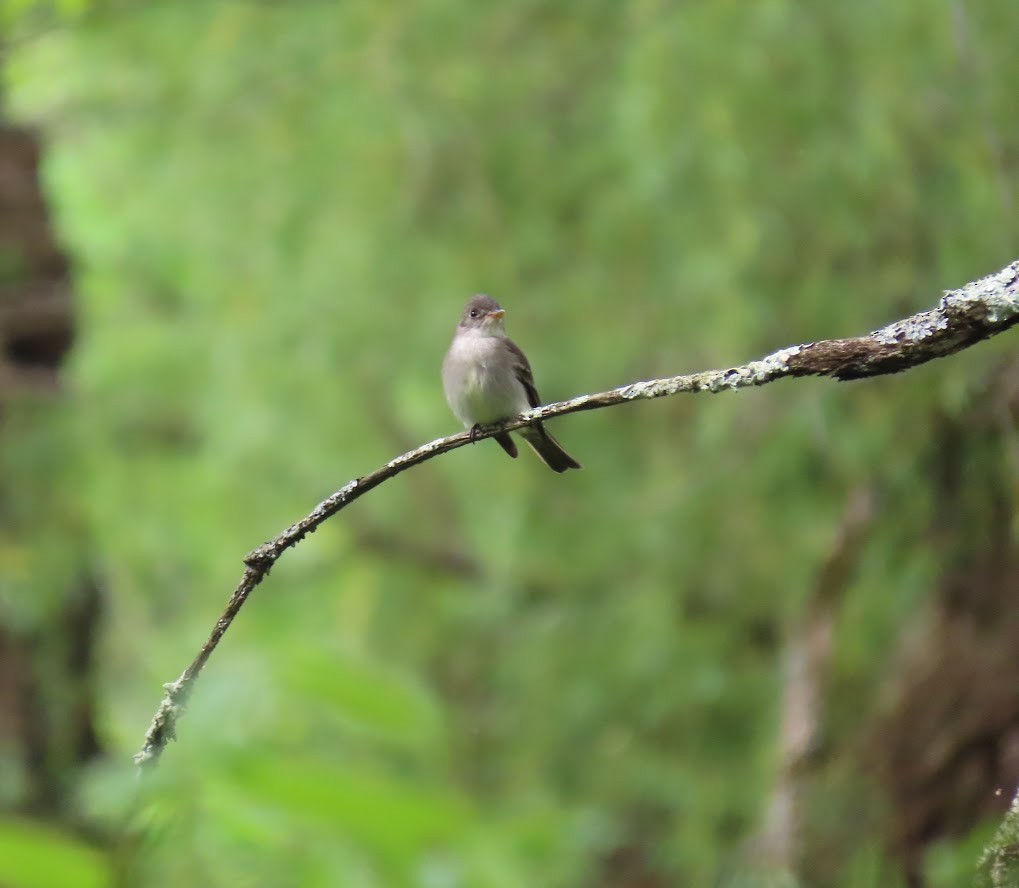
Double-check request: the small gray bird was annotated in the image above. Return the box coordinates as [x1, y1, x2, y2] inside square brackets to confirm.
[442, 295, 582, 473]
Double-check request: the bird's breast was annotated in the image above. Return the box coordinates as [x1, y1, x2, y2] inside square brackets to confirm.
[443, 335, 527, 426]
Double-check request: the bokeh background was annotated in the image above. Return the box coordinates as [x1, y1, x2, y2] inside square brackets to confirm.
[2, 2, 1018, 886]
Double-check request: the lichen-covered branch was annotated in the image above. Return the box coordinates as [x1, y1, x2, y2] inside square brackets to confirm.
[979, 791, 1019, 888]
[134, 258, 1019, 770]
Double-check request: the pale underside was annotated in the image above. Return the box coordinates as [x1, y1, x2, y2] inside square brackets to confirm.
[442, 329, 531, 427]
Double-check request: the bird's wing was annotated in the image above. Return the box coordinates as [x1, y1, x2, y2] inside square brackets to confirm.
[505, 338, 541, 408]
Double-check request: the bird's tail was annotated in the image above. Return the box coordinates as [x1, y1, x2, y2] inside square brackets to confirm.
[519, 425, 582, 473]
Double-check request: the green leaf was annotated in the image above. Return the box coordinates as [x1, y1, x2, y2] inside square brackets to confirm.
[284, 646, 444, 750]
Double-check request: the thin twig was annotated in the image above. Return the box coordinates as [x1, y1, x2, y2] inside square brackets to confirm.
[134, 259, 1019, 770]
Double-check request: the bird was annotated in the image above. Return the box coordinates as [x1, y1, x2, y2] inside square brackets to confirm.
[442, 294, 581, 473]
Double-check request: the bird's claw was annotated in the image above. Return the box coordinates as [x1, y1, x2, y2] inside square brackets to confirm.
[469, 424, 484, 443]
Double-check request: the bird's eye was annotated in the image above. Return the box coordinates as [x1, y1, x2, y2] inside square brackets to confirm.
[469, 309, 479, 318]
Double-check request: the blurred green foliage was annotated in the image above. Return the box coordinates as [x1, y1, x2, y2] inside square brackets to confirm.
[2, 0, 1018, 885]
[0, 818, 109, 888]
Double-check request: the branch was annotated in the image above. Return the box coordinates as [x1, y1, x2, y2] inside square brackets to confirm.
[134, 258, 1019, 770]
[749, 487, 875, 873]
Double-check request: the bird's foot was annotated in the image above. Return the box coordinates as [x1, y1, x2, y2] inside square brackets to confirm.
[469, 423, 484, 443]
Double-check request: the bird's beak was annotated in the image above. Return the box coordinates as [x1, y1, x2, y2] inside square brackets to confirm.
[488, 310, 505, 321]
